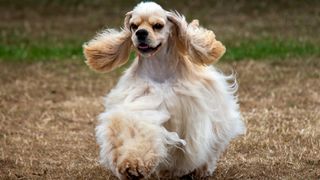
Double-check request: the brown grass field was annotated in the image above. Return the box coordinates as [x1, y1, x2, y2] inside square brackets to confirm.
[1, 59, 319, 179]
[0, 0, 319, 179]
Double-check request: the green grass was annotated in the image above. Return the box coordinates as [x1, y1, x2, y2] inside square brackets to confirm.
[0, 39, 319, 62]
[0, 43, 83, 62]
[224, 39, 320, 61]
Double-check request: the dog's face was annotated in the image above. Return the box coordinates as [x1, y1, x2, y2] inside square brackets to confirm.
[127, 2, 172, 57]
[84, 2, 225, 73]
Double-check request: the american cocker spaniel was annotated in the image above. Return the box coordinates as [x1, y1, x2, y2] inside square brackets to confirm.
[83, 2, 246, 179]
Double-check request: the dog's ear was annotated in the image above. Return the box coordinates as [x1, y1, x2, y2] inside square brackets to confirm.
[167, 11, 226, 65]
[187, 23, 226, 65]
[167, 11, 189, 55]
[83, 13, 133, 72]
[124, 11, 133, 29]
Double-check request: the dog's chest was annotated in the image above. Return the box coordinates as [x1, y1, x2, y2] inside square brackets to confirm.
[152, 81, 213, 137]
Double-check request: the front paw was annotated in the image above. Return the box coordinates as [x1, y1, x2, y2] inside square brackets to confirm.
[98, 113, 169, 179]
[117, 155, 158, 180]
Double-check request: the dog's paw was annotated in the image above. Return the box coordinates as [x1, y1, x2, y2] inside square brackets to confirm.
[117, 157, 158, 179]
[188, 164, 212, 179]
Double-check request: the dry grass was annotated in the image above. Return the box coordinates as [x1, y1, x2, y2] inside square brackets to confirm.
[0, 59, 319, 179]
[0, 1, 319, 179]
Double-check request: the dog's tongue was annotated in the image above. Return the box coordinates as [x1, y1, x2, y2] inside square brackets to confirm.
[139, 43, 149, 49]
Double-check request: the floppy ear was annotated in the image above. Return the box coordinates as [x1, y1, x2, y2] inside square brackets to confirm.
[83, 12, 133, 72]
[167, 12, 226, 65]
[167, 11, 189, 55]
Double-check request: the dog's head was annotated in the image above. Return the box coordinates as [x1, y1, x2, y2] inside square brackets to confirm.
[83, 2, 225, 72]
[125, 2, 172, 57]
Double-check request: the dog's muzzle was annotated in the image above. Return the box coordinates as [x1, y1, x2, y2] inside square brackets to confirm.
[135, 29, 161, 54]
[136, 29, 148, 42]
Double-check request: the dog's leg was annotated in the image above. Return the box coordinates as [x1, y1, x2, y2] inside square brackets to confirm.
[96, 112, 184, 180]
[187, 163, 214, 179]
[180, 157, 218, 179]
[99, 116, 160, 179]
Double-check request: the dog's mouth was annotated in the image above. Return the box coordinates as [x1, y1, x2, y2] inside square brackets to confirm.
[137, 43, 161, 54]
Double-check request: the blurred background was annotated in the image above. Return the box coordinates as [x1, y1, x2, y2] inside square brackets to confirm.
[1, 0, 319, 61]
[0, 0, 319, 179]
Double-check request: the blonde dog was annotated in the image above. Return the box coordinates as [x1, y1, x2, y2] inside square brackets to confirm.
[83, 2, 245, 179]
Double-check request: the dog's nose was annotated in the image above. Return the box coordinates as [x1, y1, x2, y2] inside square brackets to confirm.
[136, 29, 148, 41]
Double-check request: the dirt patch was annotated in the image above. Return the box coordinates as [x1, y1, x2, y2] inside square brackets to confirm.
[0, 59, 319, 179]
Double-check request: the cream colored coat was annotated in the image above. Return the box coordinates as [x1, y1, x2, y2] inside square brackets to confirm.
[84, 2, 245, 179]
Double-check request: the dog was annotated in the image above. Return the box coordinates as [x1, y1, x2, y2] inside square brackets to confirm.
[83, 2, 246, 179]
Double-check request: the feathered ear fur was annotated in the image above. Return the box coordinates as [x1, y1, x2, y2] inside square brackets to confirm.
[83, 12, 133, 72]
[167, 11, 226, 65]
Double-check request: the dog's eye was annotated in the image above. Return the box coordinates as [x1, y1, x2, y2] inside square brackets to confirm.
[153, 23, 163, 30]
[130, 24, 138, 31]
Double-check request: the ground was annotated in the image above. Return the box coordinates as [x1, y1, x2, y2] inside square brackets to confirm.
[1, 59, 319, 179]
[0, 0, 319, 179]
